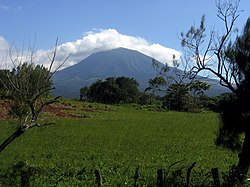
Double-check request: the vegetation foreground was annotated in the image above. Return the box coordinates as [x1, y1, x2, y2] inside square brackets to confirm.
[0, 100, 239, 186]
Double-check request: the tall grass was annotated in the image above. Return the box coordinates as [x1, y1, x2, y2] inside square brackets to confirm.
[0, 102, 238, 186]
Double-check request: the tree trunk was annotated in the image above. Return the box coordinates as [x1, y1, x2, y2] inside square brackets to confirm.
[0, 126, 25, 152]
[236, 130, 250, 181]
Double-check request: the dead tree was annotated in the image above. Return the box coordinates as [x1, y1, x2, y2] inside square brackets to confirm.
[0, 38, 69, 153]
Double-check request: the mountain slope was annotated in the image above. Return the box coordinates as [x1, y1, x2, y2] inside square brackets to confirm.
[52, 47, 229, 98]
[53, 48, 159, 97]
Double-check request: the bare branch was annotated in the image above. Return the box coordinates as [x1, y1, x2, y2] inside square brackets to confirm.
[36, 96, 61, 117]
[28, 122, 55, 129]
[0, 38, 69, 153]
[47, 37, 59, 73]
[181, 0, 242, 95]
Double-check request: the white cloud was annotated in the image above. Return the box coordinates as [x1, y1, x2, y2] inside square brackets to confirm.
[0, 29, 181, 71]
[0, 5, 22, 12]
[0, 36, 9, 51]
[48, 29, 181, 70]
[0, 4, 22, 12]
[0, 5, 10, 11]
[0, 36, 11, 69]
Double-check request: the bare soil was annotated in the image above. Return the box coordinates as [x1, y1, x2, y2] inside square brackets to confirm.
[0, 100, 9, 119]
[0, 100, 113, 119]
[44, 104, 88, 118]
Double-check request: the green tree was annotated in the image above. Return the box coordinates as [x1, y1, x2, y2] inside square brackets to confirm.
[147, 56, 210, 111]
[190, 80, 210, 110]
[80, 86, 89, 101]
[146, 76, 167, 95]
[81, 76, 140, 104]
[218, 17, 250, 181]
[87, 79, 104, 102]
[190, 80, 210, 98]
[164, 82, 190, 111]
[181, 0, 250, 182]
[115, 76, 139, 103]
[0, 40, 68, 153]
[0, 69, 12, 98]
[87, 77, 119, 103]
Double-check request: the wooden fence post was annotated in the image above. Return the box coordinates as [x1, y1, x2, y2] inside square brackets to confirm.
[21, 169, 30, 187]
[157, 168, 165, 187]
[185, 162, 196, 187]
[211, 168, 220, 187]
[134, 166, 140, 187]
[95, 169, 102, 187]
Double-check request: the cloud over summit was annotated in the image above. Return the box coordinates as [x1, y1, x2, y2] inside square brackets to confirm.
[0, 29, 180, 70]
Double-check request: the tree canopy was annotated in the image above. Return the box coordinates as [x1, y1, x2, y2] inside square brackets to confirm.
[146, 57, 210, 111]
[80, 76, 140, 104]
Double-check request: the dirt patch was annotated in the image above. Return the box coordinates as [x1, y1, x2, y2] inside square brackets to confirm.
[44, 104, 88, 118]
[44, 103, 113, 118]
[0, 100, 9, 119]
[0, 100, 113, 119]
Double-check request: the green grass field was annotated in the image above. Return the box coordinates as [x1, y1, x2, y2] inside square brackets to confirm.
[0, 101, 239, 186]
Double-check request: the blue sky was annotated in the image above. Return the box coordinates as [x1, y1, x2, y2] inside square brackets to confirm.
[0, 0, 250, 69]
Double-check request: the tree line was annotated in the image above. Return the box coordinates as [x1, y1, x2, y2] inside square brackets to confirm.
[79, 74, 216, 112]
